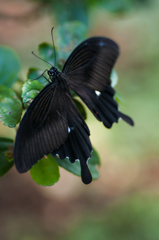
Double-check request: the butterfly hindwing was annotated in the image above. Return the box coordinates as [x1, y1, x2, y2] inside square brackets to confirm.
[52, 92, 93, 184]
[14, 83, 69, 173]
[74, 85, 134, 128]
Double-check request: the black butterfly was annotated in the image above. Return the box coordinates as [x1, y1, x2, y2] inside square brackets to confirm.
[14, 35, 134, 185]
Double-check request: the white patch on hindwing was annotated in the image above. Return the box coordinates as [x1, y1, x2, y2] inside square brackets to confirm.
[68, 126, 74, 133]
[95, 90, 101, 96]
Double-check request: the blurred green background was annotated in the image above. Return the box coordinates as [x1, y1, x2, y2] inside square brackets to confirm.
[1, 0, 159, 239]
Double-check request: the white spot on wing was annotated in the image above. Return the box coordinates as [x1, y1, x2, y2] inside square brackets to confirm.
[68, 127, 71, 133]
[95, 90, 101, 96]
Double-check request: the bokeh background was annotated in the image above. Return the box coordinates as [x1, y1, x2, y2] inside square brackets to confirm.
[1, 0, 159, 239]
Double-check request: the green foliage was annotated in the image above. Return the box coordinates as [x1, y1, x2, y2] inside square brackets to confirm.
[0, 137, 14, 177]
[30, 154, 60, 186]
[88, 148, 101, 179]
[27, 68, 48, 86]
[55, 21, 87, 58]
[51, 0, 88, 24]
[56, 21, 87, 67]
[0, 46, 21, 87]
[0, 85, 22, 127]
[38, 42, 55, 66]
[55, 148, 100, 180]
[22, 80, 44, 108]
[11, 79, 24, 100]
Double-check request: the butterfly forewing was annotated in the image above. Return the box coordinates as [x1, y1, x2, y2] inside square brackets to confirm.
[62, 37, 119, 92]
[14, 83, 69, 173]
[63, 45, 94, 73]
[30, 84, 56, 128]
[62, 37, 134, 127]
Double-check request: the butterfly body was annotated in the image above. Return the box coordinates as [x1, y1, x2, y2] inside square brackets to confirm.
[47, 67, 67, 90]
[14, 36, 134, 184]
[47, 66, 60, 79]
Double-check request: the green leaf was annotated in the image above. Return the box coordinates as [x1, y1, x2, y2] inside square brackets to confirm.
[55, 148, 100, 180]
[12, 79, 24, 100]
[38, 43, 55, 66]
[70, 90, 77, 98]
[0, 137, 14, 153]
[56, 21, 87, 63]
[22, 79, 44, 108]
[38, 42, 64, 71]
[0, 137, 14, 177]
[114, 92, 125, 105]
[0, 85, 22, 127]
[88, 148, 101, 179]
[0, 46, 21, 87]
[27, 67, 48, 86]
[52, 2, 88, 24]
[30, 154, 60, 186]
[73, 98, 87, 120]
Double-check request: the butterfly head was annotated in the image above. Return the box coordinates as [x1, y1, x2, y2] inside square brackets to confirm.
[47, 67, 60, 82]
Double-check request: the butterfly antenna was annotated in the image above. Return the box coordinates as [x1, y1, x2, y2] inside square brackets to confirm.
[32, 51, 53, 67]
[51, 27, 56, 67]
